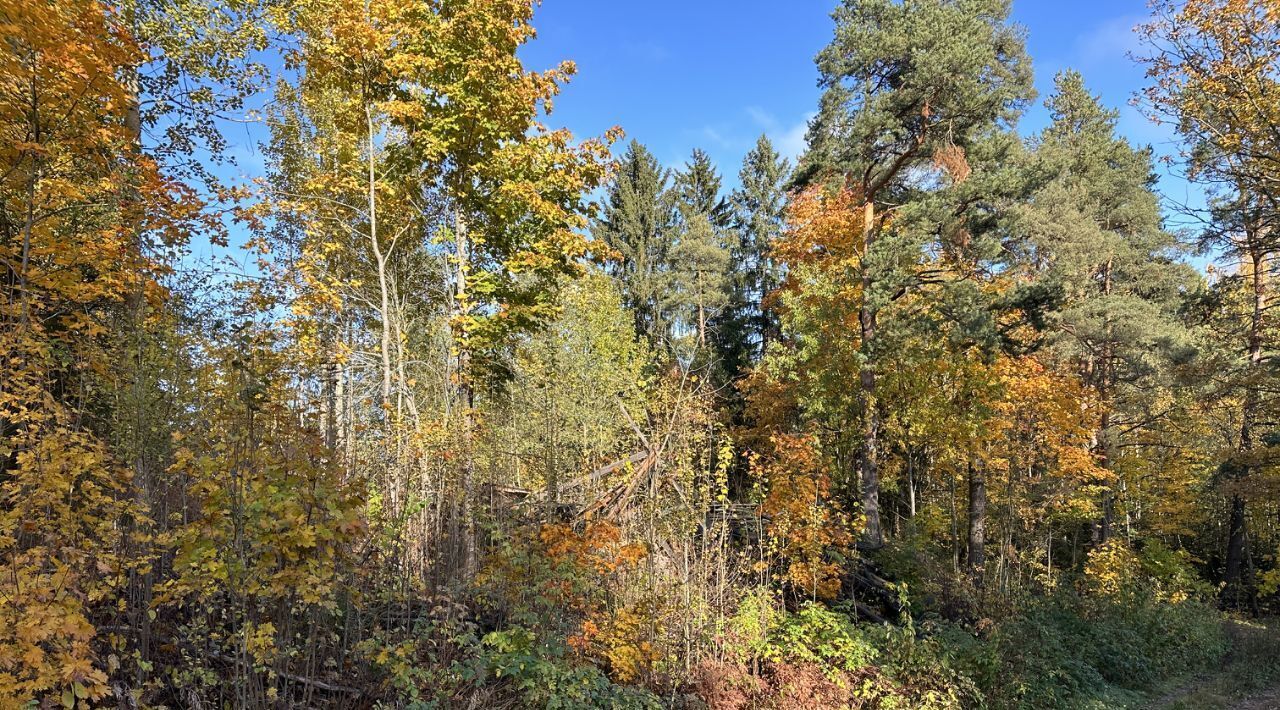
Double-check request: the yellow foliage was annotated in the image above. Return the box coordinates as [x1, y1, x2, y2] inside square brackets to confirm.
[1083, 540, 1140, 599]
[757, 434, 854, 601]
[0, 0, 197, 702]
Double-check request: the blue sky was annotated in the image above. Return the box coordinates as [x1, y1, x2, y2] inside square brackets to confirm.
[206, 0, 1202, 274]
[516, 0, 1196, 210]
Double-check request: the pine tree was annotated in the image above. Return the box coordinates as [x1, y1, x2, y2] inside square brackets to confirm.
[1140, 0, 1280, 608]
[669, 149, 735, 354]
[795, 0, 1033, 548]
[668, 212, 733, 351]
[1018, 70, 1193, 544]
[673, 148, 732, 229]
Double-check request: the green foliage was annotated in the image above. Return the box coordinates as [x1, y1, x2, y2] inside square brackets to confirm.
[763, 603, 879, 677]
[473, 628, 662, 710]
[865, 622, 984, 709]
[11, 0, 1280, 706]
[800, 0, 1032, 188]
[724, 588, 783, 665]
[982, 594, 1227, 709]
[595, 140, 678, 344]
[716, 135, 791, 374]
[494, 270, 650, 500]
[1136, 540, 1218, 603]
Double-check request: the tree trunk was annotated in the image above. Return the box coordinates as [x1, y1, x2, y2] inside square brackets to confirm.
[1225, 243, 1266, 606]
[858, 200, 883, 548]
[967, 462, 986, 582]
[1095, 257, 1115, 544]
[454, 210, 477, 578]
[1224, 493, 1248, 607]
[367, 105, 393, 414]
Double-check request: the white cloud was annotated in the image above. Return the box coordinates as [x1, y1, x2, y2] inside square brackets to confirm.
[1073, 14, 1146, 68]
[746, 106, 813, 161]
[701, 126, 732, 149]
[777, 114, 813, 160]
[745, 106, 775, 129]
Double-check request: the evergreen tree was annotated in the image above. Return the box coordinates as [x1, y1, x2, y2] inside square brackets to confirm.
[594, 140, 678, 346]
[669, 149, 735, 354]
[716, 135, 792, 376]
[1017, 70, 1194, 544]
[668, 212, 733, 351]
[1140, 0, 1280, 608]
[796, 0, 1033, 548]
[673, 148, 732, 229]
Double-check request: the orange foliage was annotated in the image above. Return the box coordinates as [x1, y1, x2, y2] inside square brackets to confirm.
[539, 523, 657, 682]
[981, 356, 1108, 522]
[541, 522, 649, 578]
[774, 184, 868, 271]
[756, 435, 855, 600]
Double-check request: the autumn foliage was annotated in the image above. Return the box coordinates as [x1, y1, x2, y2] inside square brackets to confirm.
[3, 0, 1280, 707]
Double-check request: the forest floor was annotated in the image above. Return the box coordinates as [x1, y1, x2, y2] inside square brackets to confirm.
[1147, 618, 1280, 710]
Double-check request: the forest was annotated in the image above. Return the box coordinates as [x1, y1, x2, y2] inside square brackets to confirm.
[3, 0, 1280, 707]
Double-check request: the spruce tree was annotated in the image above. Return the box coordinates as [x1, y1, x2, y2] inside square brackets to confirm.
[673, 148, 732, 229]
[594, 140, 678, 346]
[716, 135, 791, 376]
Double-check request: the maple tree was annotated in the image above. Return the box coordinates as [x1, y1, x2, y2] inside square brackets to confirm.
[0, 0, 201, 702]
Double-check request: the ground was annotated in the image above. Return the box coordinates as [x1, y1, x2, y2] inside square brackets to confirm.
[1149, 619, 1280, 710]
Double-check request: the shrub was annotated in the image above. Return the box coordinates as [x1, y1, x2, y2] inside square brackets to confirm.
[985, 593, 1227, 709]
[472, 627, 662, 709]
[765, 602, 878, 677]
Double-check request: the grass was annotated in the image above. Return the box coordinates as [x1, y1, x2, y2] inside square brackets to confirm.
[1145, 618, 1280, 710]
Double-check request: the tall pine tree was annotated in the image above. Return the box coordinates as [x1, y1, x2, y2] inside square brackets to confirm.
[796, 0, 1033, 548]
[1017, 70, 1193, 545]
[669, 149, 734, 354]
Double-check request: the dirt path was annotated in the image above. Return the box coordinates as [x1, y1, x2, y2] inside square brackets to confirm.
[1147, 619, 1280, 710]
[1233, 687, 1280, 710]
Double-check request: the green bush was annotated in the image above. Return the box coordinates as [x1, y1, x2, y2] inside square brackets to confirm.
[983, 593, 1227, 709]
[765, 602, 879, 676]
[472, 627, 662, 709]
[866, 621, 983, 709]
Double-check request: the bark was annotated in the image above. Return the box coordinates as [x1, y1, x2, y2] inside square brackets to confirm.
[1224, 493, 1248, 607]
[367, 105, 393, 414]
[858, 200, 883, 548]
[1095, 256, 1115, 544]
[967, 462, 986, 582]
[322, 355, 337, 450]
[454, 210, 477, 578]
[1225, 242, 1267, 605]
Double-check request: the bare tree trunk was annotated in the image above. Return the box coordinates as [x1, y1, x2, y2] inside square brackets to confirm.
[454, 210, 477, 578]
[906, 444, 917, 518]
[322, 353, 337, 449]
[1224, 493, 1248, 606]
[367, 105, 393, 414]
[858, 200, 883, 548]
[950, 473, 959, 571]
[967, 461, 986, 583]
